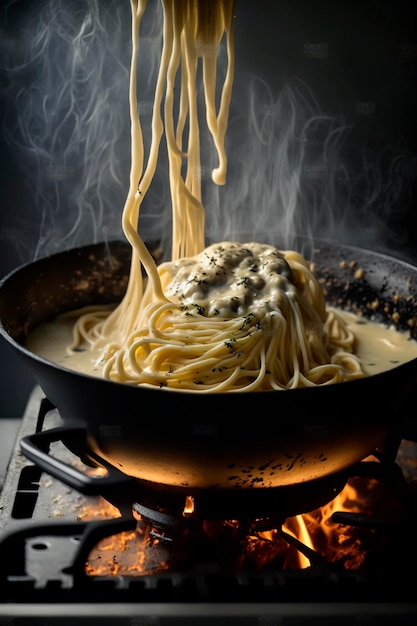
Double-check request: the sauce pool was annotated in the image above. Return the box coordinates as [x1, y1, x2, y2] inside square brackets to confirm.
[24, 307, 417, 380]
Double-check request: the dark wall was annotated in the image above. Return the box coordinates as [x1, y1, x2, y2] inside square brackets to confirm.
[0, 134, 38, 418]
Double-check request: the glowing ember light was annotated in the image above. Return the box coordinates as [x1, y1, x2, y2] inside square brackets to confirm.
[80, 497, 170, 576]
[84, 526, 170, 577]
[183, 495, 195, 516]
[77, 497, 121, 521]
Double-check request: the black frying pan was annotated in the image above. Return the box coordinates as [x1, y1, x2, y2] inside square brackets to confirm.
[1, 239, 416, 491]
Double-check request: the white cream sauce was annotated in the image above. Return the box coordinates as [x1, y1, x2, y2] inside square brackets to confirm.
[162, 241, 295, 317]
[25, 307, 417, 380]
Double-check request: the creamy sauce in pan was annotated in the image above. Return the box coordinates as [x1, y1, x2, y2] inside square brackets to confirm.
[25, 307, 417, 380]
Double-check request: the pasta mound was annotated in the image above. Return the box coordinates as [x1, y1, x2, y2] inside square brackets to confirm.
[70, 241, 365, 392]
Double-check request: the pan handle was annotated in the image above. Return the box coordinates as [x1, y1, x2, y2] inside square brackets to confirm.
[20, 426, 137, 497]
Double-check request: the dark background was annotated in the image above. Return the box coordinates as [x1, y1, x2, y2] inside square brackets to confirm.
[1, 0, 416, 417]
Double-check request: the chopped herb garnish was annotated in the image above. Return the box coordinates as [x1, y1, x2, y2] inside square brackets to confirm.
[191, 304, 205, 315]
[224, 338, 237, 353]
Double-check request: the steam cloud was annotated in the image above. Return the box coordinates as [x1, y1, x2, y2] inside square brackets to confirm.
[0, 0, 415, 265]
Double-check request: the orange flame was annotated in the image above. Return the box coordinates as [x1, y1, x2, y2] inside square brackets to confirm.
[81, 463, 391, 576]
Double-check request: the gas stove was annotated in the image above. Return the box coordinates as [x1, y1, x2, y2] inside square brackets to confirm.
[1, 385, 417, 624]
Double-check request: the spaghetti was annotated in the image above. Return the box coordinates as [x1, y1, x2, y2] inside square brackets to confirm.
[68, 0, 365, 392]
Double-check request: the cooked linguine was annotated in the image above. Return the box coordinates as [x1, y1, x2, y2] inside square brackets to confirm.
[67, 0, 365, 391]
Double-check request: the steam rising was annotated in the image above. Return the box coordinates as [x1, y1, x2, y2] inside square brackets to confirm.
[0, 0, 414, 264]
